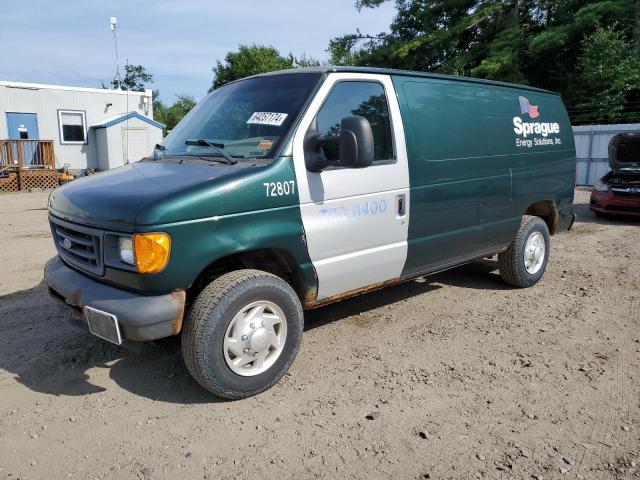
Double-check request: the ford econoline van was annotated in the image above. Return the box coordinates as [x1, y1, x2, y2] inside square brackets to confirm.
[45, 67, 576, 398]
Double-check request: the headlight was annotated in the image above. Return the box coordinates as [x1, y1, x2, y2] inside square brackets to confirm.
[133, 232, 171, 274]
[118, 236, 135, 265]
[593, 177, 609, 192]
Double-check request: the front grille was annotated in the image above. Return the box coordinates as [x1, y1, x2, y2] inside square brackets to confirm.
[612, 187, 640, 197]
[50, 216, 103, 275]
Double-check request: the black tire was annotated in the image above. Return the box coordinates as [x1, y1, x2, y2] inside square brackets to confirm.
[498, 215, 550, 288]
[181, 269, 304, 399]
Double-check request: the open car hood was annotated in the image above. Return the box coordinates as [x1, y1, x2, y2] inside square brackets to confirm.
[609, 132, 640, 173]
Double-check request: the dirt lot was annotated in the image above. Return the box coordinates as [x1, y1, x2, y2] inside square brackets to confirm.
[0, 189, 638, 480]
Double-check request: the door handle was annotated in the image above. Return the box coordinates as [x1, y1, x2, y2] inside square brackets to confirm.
[397, 194, 406, 217]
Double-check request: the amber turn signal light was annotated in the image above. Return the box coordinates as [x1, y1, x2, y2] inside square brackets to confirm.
[133, 232, 171, 274]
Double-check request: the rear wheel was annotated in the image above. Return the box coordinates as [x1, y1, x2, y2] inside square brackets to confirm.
[182, 269, 304, 399]
[498, 215, 550, 288]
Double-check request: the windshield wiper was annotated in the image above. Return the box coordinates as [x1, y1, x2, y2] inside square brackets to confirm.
[185, 139, 237, 165]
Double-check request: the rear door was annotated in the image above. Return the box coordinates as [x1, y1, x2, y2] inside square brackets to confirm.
[292, 73, 410, 302]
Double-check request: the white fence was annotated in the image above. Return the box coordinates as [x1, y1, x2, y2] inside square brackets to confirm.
[573, 123, 640, 186]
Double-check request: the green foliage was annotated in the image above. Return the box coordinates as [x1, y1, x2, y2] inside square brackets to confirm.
[111, 64, 153, 92]
[294, 54, 323, 68]
[153, 93, 196, 134]
[210, 45, 293, 91]
[355, 0, 389, 10]
[572, 26, 640, 123]
[470, 5, 524, 83]
[330, 0, 640, 124]
[210, 44, 322, 91]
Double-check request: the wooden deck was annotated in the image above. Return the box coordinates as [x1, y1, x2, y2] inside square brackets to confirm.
[0, 140, 59, 191]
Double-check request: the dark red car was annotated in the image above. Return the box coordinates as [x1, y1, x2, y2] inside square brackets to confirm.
[590, 132, 640, 217]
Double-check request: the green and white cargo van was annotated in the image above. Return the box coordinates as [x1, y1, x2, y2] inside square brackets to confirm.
[45, 67, 576, 398]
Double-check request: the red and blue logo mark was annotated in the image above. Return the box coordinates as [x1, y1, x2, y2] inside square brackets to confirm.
[519, 96, 539, 119]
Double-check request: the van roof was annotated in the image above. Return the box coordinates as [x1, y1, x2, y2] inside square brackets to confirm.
[251, 66, 556, 96]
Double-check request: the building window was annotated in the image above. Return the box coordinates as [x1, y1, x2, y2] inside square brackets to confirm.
[58, 110, 87, 144]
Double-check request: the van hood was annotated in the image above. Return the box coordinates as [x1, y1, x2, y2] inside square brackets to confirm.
[48, 161, 244, 231]
[609, 132, 640, 173]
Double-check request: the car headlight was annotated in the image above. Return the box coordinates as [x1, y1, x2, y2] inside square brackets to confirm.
[593, 177, 609, 192]
[118, 236, 135, 265]
[133, 232, 171, 274]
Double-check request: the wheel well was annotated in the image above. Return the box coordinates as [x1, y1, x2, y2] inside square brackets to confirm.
[525, 200, 558, 234]
[188, 249, 306, 304]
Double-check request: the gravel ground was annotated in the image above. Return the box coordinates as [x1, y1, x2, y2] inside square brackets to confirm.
[0, 188, 638, 480]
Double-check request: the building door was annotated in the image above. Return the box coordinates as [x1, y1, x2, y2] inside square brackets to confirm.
[6, 113, 40, 166]
[7, 112, 39, 140]
[122, 127, 149, 165]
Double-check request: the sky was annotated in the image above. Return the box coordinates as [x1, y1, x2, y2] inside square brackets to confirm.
[0, 0, 395, 103]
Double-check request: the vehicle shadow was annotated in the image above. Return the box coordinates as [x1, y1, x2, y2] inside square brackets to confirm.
[303, 259, 506, 330]
[0, 260, 508, 403]
[0, 282, 217, 404]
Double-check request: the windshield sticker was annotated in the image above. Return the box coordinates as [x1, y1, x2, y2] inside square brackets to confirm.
[247, 112, 288, 127]
[257, 140, 273, 150]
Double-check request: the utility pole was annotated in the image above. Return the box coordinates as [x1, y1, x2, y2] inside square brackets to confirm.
[110, 17, 122, 88]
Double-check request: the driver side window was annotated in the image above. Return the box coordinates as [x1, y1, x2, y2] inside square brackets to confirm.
[315, 81, 395, 163]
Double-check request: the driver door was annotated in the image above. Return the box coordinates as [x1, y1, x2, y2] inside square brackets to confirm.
[292, 73, 410, 302]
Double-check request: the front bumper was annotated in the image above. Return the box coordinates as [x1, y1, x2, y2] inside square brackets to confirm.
[44, 256, 186, 341]
[590, 189, 640, 217]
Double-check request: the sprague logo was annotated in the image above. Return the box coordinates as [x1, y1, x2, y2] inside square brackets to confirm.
[513, 96, 561, 147]
[519, 96, 539, 119]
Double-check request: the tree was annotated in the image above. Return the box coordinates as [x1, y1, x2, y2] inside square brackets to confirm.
[111, 64, 153, 91]
[153, 94, 197, 134]
[572, 26, 640, 124]
[330, 0, 640, 124]
[210, 45, 294, 91]
[209, 44, 322, 91]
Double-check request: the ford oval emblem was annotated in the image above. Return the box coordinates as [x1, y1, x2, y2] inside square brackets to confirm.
[63, 238, 72, 250]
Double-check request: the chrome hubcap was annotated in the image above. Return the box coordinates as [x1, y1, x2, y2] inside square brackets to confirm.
[524, 231, 545, 274]
[223, 301, 287, 377]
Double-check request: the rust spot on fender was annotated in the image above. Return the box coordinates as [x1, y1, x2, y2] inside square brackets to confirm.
[302, 263, 320, 310]
[303, 285, 318, 310]
[169, 290, 186, 335]
[70, 289, 83, 308]
[304, 278, 401, 310]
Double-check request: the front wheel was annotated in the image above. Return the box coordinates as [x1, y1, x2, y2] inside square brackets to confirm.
[498, 215, 550, 288]
[182, 270, 304, 399]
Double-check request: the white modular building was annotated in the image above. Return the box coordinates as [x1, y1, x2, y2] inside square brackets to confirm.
[0, 81, 164, 171]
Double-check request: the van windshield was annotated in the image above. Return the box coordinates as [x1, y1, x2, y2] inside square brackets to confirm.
[161, 73, 321, 161]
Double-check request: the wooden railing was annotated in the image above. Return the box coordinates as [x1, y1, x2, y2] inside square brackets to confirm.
[0, 140, 58, 192]
[0, 140, 56, 171]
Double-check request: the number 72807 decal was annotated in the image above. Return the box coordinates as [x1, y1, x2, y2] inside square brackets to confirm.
[263, 181, 296, 197]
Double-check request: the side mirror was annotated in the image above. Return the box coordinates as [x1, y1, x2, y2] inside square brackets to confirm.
[303, 115, 375, 172]
[304, 129, 330, 173]
[339, 116, 374, 169]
